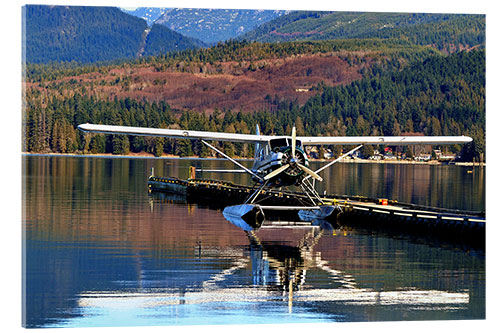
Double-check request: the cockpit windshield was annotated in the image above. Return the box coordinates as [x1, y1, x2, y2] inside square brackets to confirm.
[269, 138, 288, 150]
[269, 138, 302, 151]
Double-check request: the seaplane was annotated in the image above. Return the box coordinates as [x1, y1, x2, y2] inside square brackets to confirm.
[78, 123, 472, 224]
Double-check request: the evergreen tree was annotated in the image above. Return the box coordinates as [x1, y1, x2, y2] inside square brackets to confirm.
[176, 139, 193, 157]
[112, 135, 130, 155]
[89, 134, 105, 154]
[153, 138, 164, 157]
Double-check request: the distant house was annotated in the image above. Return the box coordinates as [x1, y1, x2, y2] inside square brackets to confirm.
[434, 149, 456, 162]
[438, 154, 456, 162]
[369, 154, 383, 161]
[323, 150, 334, 159]
[415, 154, 432, 161]
[306, 146, 319, 159]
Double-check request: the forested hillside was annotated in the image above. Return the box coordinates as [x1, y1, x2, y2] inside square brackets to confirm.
[23, 6, 484, 64]
[23, 5, 204, 64]
[240, 11, 485, 53]
[23, 39, 440, 116]
[22, 6, 485, 162]
[25, 39, 438, 84]
[142, 24, 207, 57]
[288, 50, 485, 160]
[23, 5, 147, 63]
[23, 46, 485, 161]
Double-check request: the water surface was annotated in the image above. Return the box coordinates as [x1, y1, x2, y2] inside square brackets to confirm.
[22, 155, 485, 327]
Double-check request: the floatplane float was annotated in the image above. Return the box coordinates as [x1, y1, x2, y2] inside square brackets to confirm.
[78, 123, 472, 224]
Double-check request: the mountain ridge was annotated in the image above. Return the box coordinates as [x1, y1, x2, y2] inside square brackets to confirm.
[23, 5, 205, 64]
[24, 6, 484, 65]
[155, 8, 288, 44]
[239, 11, 485, 52]
[120, 7, 169, 26]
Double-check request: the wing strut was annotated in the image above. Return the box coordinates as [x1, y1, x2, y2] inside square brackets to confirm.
[304, 145, 364, 181]
[201, 140, 264, 181]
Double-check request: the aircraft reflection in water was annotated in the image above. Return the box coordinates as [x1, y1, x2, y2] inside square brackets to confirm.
[240, 218, 358, 312]
[75, 197, 469, 318]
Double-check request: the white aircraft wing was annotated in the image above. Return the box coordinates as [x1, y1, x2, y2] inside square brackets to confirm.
[77, 124, 272, 143]
[78, 124, 472, 145]
[298, 135, 472, 145]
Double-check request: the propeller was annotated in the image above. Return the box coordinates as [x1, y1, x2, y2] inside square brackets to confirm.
[297, 163, 322, 181]
[264, 126, 323, 182]
[264, 164, 290, 180]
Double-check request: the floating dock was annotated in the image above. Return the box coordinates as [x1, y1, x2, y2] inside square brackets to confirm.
[148, 175, 485, 249]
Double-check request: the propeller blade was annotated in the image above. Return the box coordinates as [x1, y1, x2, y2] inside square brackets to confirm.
[264, 164, 290, 180]
[291, 125, 296, 157]
[297, 163, 323, 181]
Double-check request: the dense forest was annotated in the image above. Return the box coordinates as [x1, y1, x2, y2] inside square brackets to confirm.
[240, 11, 485, 53]
[356, 15, 485, 54]
[144, 38, 438, 66]
[23, 5, 147, 63]
[142, 24, 206, 57]
[22, 6, 486, 162]
[23, 48, 485, 161]
[23, 5, 204, 64]
[24, 39, 439, 83]
[24, 6, 485, 65]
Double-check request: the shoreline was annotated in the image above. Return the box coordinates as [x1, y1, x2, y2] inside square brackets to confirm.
[21, 152, 486, 167]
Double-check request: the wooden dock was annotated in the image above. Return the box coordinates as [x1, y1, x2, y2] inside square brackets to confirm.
[148, 176, 315, 207]
[336, 199, 484, 248]
[148, 175, 485, 248]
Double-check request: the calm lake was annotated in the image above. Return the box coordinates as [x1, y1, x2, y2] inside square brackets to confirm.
[22, 155, 485, 328]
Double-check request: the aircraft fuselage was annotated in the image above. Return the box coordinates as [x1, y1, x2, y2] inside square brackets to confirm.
[252, 137, 309, 186]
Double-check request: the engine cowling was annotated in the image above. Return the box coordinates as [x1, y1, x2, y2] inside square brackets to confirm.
[281, 147, 307, 179]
